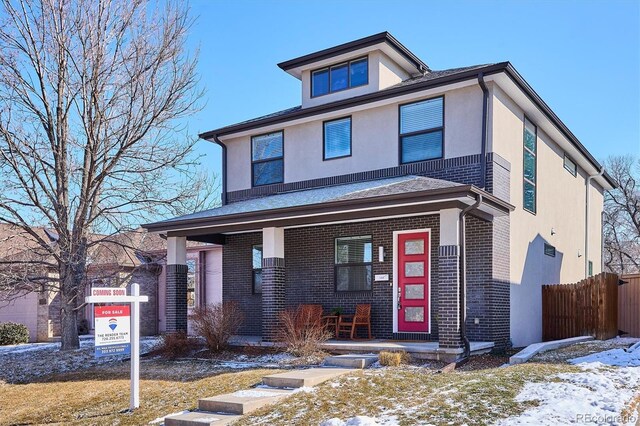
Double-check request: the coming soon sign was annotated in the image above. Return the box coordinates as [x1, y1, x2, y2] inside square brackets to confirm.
[94, 305, 131, 357]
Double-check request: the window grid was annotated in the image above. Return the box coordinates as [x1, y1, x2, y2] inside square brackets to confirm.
[311, 57, 368, 98]
[523, 118, 537, 214]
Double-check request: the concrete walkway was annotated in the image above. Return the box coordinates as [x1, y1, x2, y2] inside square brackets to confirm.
[509, 336, 594, 364]
[164, 365, 358, 425]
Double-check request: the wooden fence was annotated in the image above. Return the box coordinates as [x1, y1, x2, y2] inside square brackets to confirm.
[619, 274, 640, 337]
[542, 272, 618, 341]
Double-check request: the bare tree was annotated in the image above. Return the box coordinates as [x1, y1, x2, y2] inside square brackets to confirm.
[0, 0, 211, 349]
[603, 155, 640, 274]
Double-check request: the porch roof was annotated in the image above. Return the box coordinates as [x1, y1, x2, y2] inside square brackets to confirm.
[143, 175, 514, 238]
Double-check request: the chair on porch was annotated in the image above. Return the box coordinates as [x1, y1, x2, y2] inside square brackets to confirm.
[337, 304, 372, 340]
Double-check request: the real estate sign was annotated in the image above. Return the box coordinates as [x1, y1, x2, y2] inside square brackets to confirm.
[94, 305, 131, 357]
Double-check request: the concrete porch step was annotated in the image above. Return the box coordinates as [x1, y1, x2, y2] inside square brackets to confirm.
[164, 410, 241, 426]
[324, 354, 378, 369]
[262, 367, 353, 388]
[198, 388, 293, 415]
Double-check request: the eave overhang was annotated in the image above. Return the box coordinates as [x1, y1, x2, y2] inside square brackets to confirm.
[143, 185, 514, 237]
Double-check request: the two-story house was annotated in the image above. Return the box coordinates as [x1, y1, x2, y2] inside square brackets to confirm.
[144, 32, 614, 355]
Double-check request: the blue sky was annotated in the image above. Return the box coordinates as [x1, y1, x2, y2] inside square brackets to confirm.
[184, 0, 640, 180]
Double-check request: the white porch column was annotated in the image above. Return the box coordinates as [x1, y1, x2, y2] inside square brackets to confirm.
[438, 208, 463, 349]
[261, 227, 285, 341]
[166, 236, 188, 332]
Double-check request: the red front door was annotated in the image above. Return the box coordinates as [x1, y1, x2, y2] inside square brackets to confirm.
[397, 231, 430, 333]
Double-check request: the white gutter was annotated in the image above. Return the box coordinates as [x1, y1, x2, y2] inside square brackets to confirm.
[585, 167, 604, 278]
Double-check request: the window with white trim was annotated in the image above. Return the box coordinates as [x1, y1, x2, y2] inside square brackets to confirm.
[564, 154, 577, 176]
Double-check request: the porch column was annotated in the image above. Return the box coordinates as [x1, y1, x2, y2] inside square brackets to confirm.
[166, 236, 188, 332]
[438, 208, 463, 349]
[261, 227, 285, 342]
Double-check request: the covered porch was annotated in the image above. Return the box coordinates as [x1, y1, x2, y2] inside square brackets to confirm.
[144, 175, 513, 354]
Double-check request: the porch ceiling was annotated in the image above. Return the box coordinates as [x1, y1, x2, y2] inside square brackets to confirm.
[143, 176, 513, 238]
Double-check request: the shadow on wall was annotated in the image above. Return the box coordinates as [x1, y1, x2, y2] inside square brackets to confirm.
[511, 234, 563, 347]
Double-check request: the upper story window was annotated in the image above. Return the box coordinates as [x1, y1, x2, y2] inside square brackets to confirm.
[399, 96, 444, 164]
[311, 57, 368, 97]
[564, 154, 577, 176]
[324, 117, 352, 160]
[523, 117, 537, 214]
[252, 131, 284, 187]
[335, 236, 372, 292]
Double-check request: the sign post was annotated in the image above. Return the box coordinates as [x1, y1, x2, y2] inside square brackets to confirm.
[86, 284, 148, 411]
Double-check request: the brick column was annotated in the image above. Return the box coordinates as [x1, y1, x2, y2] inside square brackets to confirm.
[261, 227, 285, 342]
[166, 236, 188, 332]
[262, 257, 285, 341]
[438, 245, 463, 348]
[438, 208, 463, 349]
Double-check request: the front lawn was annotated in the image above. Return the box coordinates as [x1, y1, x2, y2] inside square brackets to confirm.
[0, 361, 282, 425]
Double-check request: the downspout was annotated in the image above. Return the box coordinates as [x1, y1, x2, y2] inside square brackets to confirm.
[585, 167, 604, 278]
[477, 73, 489, 190]
[212, 135, 228, 206]
[459, 194, 482, 361]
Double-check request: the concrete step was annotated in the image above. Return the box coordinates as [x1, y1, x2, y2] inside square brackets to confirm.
[262, 367, 353, 388]
[198, 388, 293, 415]
[324, 354, 378, 369]
[164, 410, 241, 426]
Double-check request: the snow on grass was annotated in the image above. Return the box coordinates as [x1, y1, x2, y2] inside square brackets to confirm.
[498, 342, 640, 425]
[320, 416, 391, 426]
[148, 410, 189, 424]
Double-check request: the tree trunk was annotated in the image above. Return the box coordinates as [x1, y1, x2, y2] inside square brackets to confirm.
[59, 265, 81, 351]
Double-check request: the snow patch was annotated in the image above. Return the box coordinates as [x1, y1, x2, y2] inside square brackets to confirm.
[148, 410, 189, 424]
[498, 344, 640, 425]
[232, 389, 283, 398]
[320, 416, 389, 426]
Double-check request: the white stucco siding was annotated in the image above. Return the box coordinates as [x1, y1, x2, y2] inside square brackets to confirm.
[492, 84, 605, 347]
[224, 84, 483, 191]
[0, 292, 38, 342]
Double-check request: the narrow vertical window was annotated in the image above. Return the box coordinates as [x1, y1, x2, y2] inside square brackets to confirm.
[523, 118, 537, 213]
[252, 131, 284, 186]
[186, 259, 196, 308]
[252, 245, 263, 294]
[564, 154, 577, 176]
[399, 97, 444, 164]
[588, 261, 593, 277]
[324, 117, 351, 160]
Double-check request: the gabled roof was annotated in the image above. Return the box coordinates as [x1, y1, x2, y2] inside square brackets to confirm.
[277, 32, 429, 76]
[143, 176, 514, 234]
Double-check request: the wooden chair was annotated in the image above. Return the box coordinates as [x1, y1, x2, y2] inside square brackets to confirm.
[337, 304, 372, 340]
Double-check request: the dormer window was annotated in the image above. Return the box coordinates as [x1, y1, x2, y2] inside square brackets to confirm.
[311, 57, 368, 97]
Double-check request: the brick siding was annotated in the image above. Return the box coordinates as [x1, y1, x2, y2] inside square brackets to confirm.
[165, 264, 188, 332]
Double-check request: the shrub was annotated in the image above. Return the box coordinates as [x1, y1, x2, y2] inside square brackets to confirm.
[0, 322, 29, 345]
[157, 331, 196, 359]
[378, 350, 409, 367]
[189, 302, 244, 353]
[77, 319, 90, 335]
[277, 306, 331, 358]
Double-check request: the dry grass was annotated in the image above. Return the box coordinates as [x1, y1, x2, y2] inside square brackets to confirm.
[0, 359, 283, 426]
[378, 350, 409, 367]
[238, 362, 580, 426]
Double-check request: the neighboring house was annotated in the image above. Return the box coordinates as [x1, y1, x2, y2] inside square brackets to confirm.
[0, 225, 222, 341]
[143, 32, 614, 351]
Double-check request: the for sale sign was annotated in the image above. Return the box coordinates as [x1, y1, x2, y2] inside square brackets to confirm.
[94, 305, 131, 357]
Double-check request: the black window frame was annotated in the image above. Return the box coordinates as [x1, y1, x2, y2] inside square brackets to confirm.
[252, 244, 263, 295]
[186, 259, 197, 308]
[323, 116, 352, 161]
[334, 235, 373, 293]
[563, 154, 577, 177]
[311, 56, 369, 98]
[523, 116, 537, 214]
[544, 243, 556, 257]
[251, 131, 284, 187]
[398, 95, 445, 165]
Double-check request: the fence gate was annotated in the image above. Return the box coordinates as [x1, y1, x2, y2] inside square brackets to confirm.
[619, 274, 640, 337]
[542, 272, 618, 341]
